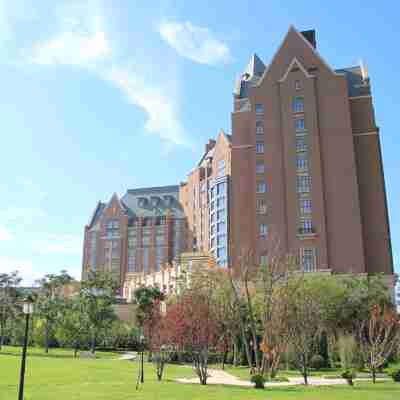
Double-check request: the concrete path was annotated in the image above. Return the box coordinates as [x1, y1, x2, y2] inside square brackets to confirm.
[176, 369, 385, 387]
[119, 352, 137, 361]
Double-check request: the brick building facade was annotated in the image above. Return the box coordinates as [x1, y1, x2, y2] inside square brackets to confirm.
[82, 26, 394, 297]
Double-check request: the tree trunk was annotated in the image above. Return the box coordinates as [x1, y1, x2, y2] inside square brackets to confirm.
[0, 320, 4, 350]
[45, 321, 49, 354]
[302, 353, 308, 385]
[90, 331, 96, 354]
[233, 340, 239, 366]
[372, 367, 376, 384]
[74, 341, 80, 358]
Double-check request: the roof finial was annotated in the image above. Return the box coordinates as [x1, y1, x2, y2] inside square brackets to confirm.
[360, 59, 369, 82]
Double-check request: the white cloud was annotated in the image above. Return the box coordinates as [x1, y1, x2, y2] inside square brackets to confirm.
[104, 66, 188, 146]
[24, 6, 190, 147]
[31, 25, 111, 66]
[159, 20, 232, 65]
[0, 226, 13, 241]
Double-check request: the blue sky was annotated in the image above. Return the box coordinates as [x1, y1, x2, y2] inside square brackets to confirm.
[0, 0, 399, 284]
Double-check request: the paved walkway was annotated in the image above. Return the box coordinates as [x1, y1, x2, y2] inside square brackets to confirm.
[119, 352, 137, 361]
[176, 369, 384, 387]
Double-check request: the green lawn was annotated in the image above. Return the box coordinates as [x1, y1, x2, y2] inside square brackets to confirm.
[1, 346, 399, 400]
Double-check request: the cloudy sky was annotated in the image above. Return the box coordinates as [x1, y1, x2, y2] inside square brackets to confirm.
[0, 1, 399, 284]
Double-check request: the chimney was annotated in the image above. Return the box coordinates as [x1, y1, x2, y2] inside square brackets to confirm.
[301, 29, 316, 49]
[205, 139, 216, 154]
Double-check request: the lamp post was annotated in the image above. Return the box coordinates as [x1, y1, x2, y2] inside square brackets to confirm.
[18, 296, 35, 400]
[140, 334, 145, 384]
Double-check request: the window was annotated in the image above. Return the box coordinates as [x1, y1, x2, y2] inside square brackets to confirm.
[256, 142, 264, 153]
[156, 234, 165, 245]
[217, 234, 227, 246]
[295, 80, 301, 90]
[296, 153, 308, 170]
[156, 216, 166, 225]
[217, 182, 226, 195]
[296, 137, 307, 152]
[127, 249, 136, 272]
[217, 210, 225, 221]
[256, 162, 265, 174]
[260, 255, 268, 266]
[217, 222, 226, 233]
[143, 248, 149, 273]
[256, 120, 264, 134]
[257, 199, 267, 214]
[142, 236, 151, 246]
[292, 96, 304, 113]
[218, 159, 225, 177]
[217, 247, 227, 259]
[259, 224, 268, 239]
[217, 197, 225, 209]
[257, 182, 267, 193]
[255, 104, 264, 115]
[299, 219, 313, 234]
[106, 220, 119, 238]
[299, 199, 312, 214]
[301, 248, 316, 272]
[295, 118, 305, 131]
[297, 175, 311, 193]
[155, 247, 164, 272]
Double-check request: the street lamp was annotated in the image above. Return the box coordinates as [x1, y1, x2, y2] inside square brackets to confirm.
[140, 334, 145, 384]
[18, 296, 35, 400]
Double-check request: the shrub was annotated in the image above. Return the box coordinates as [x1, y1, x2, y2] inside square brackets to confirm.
[310, 354, 325, 370]
[250, 374, 266, 389]
[341, 369, 357, 386]
[391, 369, 400, 383]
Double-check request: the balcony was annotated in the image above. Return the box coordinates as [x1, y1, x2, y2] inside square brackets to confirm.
[297, 227, 317, 239]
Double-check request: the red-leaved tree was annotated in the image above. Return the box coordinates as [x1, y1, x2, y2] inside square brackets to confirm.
[163, 289, 218, 385]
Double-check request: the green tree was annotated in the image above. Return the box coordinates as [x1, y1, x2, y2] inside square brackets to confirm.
[0, 271, 22, 349]
[35, 270, 73, 353]
[80, 271, 118, 354]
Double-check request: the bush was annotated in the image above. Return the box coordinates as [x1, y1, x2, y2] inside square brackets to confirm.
[310, 354, 325, 370]
[341, 369, 357, 386]
[250, 374, 266, 389]
[391, 369, 400, 383]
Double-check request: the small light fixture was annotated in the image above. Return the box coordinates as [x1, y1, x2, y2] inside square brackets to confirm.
[22, 297, 35, 315]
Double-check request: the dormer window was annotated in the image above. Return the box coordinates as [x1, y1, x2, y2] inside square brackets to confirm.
[137, 197, 147, 207]
[163, 195, 174, 207]
[150, 196, 160, 207]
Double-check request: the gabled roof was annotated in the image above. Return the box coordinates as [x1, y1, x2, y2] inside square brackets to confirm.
[256, 25, 343, 88]
[197, 130, 231, 167]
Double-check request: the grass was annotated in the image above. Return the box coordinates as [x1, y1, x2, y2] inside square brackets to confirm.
[1, 346, 399, 400]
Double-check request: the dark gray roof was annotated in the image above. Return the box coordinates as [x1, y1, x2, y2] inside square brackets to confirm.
[245, 53, 266, 77]
[121, 185, 185, 219]
[88, 202, 106, 227]
[335, 66, 371, 97]
[234, 54, 265, 98]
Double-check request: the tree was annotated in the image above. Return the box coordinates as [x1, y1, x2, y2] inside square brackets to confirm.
[80, 271, 118, 354]
[35, 271, 73, 353]
[256, 244, 297, 379]
[133, 286, 164, 361]
[0, 271, 21, 349]
[55, 296, 90, 357]
[162, 266, 219, 385]
[359, 304, 400, 383]
[287, 275, 322, 385]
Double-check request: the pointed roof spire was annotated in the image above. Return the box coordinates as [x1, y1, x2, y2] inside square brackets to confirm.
[244, 53, 265, 78]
